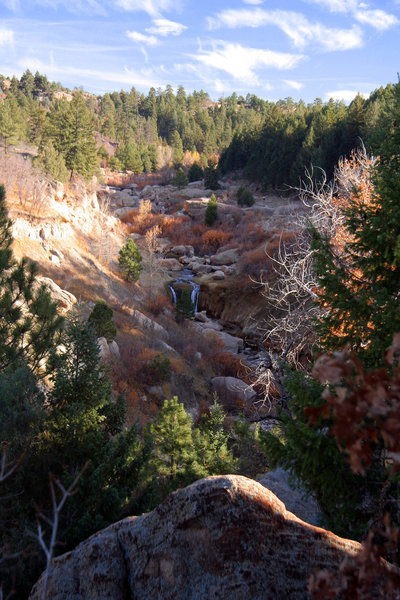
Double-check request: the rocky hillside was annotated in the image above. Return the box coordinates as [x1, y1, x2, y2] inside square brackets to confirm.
[5, 156, 304, 425]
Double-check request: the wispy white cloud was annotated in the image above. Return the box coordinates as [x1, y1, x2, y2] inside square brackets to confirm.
[324, 89, 367, 102]
[307, 0, 357, 12]
[208, 8, 363, 51]
[243, 0, 264, 4]
[355, 9, 398, 30]
[18, 56, 164, 89]
[306, 0, 398, 31]
[207, 8, 265, 29]
[146, 18, 186, 36]
[30, 0, 107, 15]
[126, 30, 158, 45]
[0, 27, 14, 45]
[283, 79, 304, 91]
[114, 0, 178, 17]
[191, 40, 304, 86]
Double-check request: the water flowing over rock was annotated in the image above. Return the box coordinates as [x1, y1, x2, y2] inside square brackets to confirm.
[169, 269, 201, 313]
[29, 475, 385, 600]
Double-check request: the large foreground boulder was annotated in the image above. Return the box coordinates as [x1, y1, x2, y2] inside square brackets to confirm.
[29, 475, 384, 600]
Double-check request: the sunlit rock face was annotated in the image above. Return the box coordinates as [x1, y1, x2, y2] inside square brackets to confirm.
[30, 475, 368, 600]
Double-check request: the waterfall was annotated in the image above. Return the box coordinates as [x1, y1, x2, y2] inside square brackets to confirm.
[169, 269, 200, 314]
[169, 284, 177, 304]
[190, 282, 200, 313]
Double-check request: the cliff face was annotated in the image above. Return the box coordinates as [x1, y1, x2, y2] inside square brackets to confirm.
[30, 475, 369, 600]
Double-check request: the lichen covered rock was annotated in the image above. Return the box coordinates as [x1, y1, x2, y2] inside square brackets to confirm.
[29, 475, 373, 600]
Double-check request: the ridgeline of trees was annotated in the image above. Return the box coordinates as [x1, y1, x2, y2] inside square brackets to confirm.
[0, 69, 399, 188]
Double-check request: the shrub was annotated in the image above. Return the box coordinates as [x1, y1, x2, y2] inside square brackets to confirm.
[188, 162, 203, 182]
[148, 354, 171, 383]
[147, 293, 171, 316]
[236, 186, 255, 207]
[88, 300, 117, 342]
[239, 247, 270, 280]
[118, 239, 143, 282]
[199, 230, 233, 254]
[205, 193, 218, 226]
[211, 351, 251, 383]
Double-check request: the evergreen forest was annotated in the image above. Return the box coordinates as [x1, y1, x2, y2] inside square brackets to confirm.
[0, 69, 397, 186]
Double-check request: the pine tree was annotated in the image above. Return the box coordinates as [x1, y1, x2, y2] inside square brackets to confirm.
[170, 129, 184, 166]
[88, 300, 117, 342]
[0, 185, 64, 374]
[118, 238, 143, 282]
[0, 98, 21, 153]
[172, 167, 188, 188]
[30, 316, 140, 540]
[147, 396, 200, 495]
[194, 396, 237, 475]
[188, 162, 203, 182]
[261, 370, 370, 538]
[313, 85, 400, 368]
[204, 164, 220, 190]
[34, 141, 69, 182]
[45, 94, 99, 179]
[205, 193, 218, 225]
[116, 140, 144, 173]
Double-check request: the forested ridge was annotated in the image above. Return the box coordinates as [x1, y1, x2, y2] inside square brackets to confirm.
[1, 69, 398, 186]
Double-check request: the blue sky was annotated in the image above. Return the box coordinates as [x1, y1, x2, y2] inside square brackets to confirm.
[0, 0, 399, 103]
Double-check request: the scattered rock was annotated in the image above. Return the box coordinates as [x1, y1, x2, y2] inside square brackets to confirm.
[109, 340, 120, 358]
[51, 181, 64, 201]
[147, 385, 163, 399]
[98, 337, 120, 361]
[50, 254, 60, 267]
[167, 245, 195, 258]
[30, 475, 376, 600]
[193, 264, 214, 275]
[203, 329, 243, 354]
[212, 270, 226, 280]
[211, 376, 256, 405]
[210, 248, 239, 266]
[173, 187, 209, 199]
[160, 258, 184, 271]
[128, 232, 142, 241]
[194, 310, 209, 323]
[130, 309, 168, 339]
[114, 207, 132, 218]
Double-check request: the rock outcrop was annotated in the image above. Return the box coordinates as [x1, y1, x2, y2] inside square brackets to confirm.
[211, 376, 256, 407]
[29, 475, 381, 600]
[35, 277, 77, 313]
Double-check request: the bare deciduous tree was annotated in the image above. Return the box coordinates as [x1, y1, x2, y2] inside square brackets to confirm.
[32, 463, 89, 600]
[257, 147, 375, 403]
